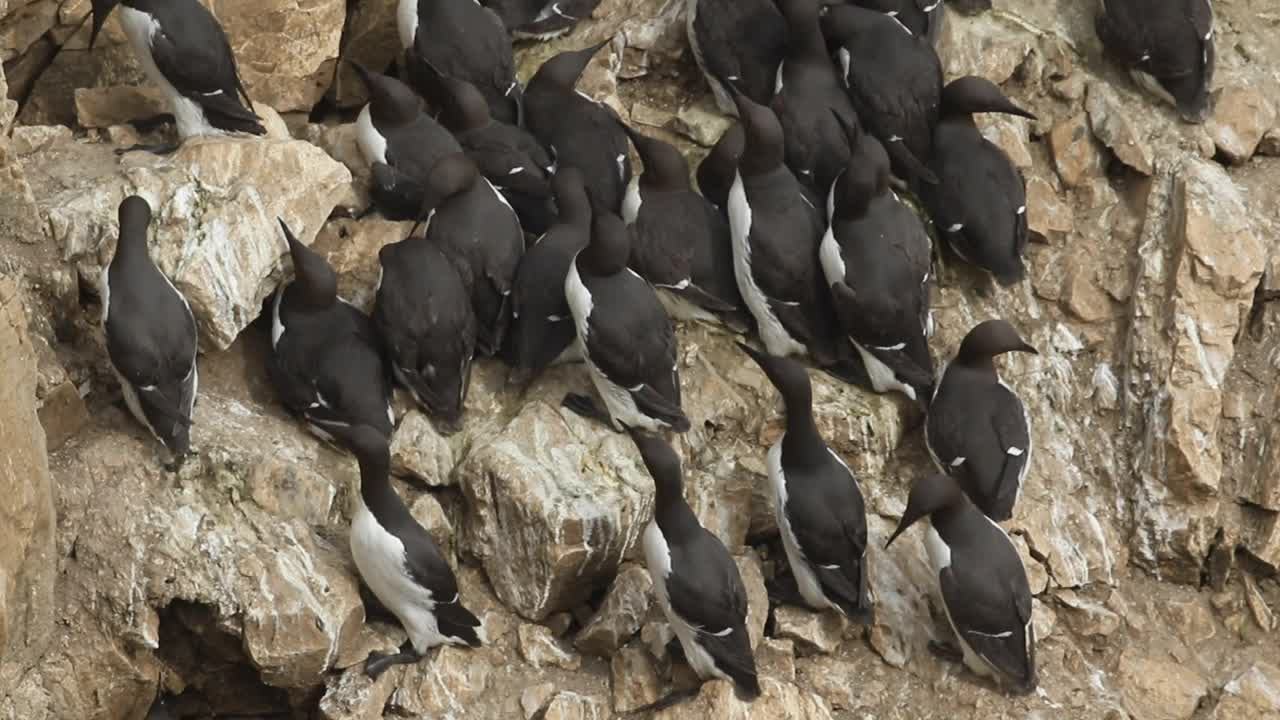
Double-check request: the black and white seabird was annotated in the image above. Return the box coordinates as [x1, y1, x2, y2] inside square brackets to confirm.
[916, 77, 1036, 286]
[562, 212, 690, 433]
[373, 235, 476, 434]
[89, 0, 265, 155]
[416, 153, 524, 358]
[696, 123, 744, 214]
[509, 168, 591, 380]
[823, 0, 945, 45]
[351, 62, 463, 221]
[397, 0, 521, 125]
[482, 0, 601, 39]
[632, 430, 761, 702]
[738, 344, 872, 622]
[726, 88, 841, 367]
[885, 472, 1037, 694]
[821, 3, 941, 185]
[524, 41, 632, 215]
[771, 0, 861, 195]
[270, 220, 395, 448]
[925, 319, 1036, 522]
[100, 195, 198, 460]
[1095, 0, 1214, 123]
[821, 123, 934, 402]
[346, 424, 483, 679]
[423, 64, 556, 236]
[619, 122, 743, 326]
[686, 0, 787, 116]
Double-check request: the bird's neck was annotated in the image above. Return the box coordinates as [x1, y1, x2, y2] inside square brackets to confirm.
[781, 410, 828, 465]
[654, 495, 701, 543]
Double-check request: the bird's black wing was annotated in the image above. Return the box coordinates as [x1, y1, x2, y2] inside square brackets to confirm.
[784, 457, 872, 619]
[666, 531, 759, 689]
[940, 551, 1034, 688]
[391, 515, 483, 645]
[583, 272, 687, 429]
[147, 8, 263, 130]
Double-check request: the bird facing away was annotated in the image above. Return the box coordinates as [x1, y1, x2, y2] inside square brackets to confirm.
[270, 220, 395, 450]
[101, 195, 198, 462]
[632, 429, 761, 703]
[738, 343, 872, 622]
[821, 119, 934, 402]
[725, 86, 842, 368]
[562, 211, 690, 433]
[1095, 0, 1215, 123]
[346, 424, 483, 679]
[619, 122, 744, 327]
[508, 168, 592, 380]
[686, 0, 788, 116]
[90, 0, 265, 155]
[372, 234, 477, 435]
[925, 319, 1036, 521]
[886, 472, 1037, 695]
[524, 41, 633, 215]
[350, 62, 463, 221]
[916, 76, 1037, 286]
[398, 0, 522, 125]
[419, 62, 556, 236]
[416, 153, 525, 359]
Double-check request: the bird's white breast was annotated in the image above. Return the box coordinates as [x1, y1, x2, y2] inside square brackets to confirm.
[728, 171, 806, 358]
[923, 523, 952, 572]
[396, 0, 418, 50]
[768, 441, 834, 611]
[621, 176, 642, 225]
[356, 105, 388, 165]
[351, 498, 446, 653]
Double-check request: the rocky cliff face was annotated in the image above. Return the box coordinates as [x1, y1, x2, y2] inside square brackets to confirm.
[2, 0, 1279, 719]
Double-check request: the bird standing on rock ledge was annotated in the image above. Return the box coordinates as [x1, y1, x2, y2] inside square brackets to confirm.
[89, 0, 265, 155]
[101, 195, 199, 467]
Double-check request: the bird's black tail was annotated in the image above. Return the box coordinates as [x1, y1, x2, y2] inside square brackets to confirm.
[437, 598, 484, 647]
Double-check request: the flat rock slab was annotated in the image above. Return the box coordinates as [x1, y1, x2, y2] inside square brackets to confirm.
[18, 134, 351, 350]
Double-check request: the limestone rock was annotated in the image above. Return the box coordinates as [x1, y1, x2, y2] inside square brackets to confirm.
[384, 645, 491, 716]
[310, 216, 412, 313]
[542, 691, 609, 720]
[574, 562, 652, 657]
[35, 380, 88, 450]
[207, 0, 344, 112]
[735, 551, 768, 650]
[1219, 662, 1280, 715]
[652, 678, 833, 720]
[388, 410, 456, 486]
[408, 490, 454, 561]
[673, 97, 733, 148]
[1207, 86, 1277, 165]
[458, 397, 652, 620]
[1118, 649, 1209, 720]
[0, 276, 56, 684]
[518, 622, 580, 670]
[18, 134, 351, 349]
[326, 0, 399, 108]
[1049, 113, 1104, 188]
[772, 607, 845, 655]
[1124, 158, 1267, 577]
[317, 667, 395, 720]
[1056, 589, 1121, 638]
[0, 0, 57, 61]
[521, 682, 557, 719]
[610, 645, 661, 713]
[1, 39, 16, 131]
[757, 638, 796, 681]
[1086, 81, 1153, 175]
[977, 113, 1033, 169]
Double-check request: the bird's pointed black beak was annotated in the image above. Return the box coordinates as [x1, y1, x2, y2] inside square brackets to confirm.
[88, 0, 118, 49]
